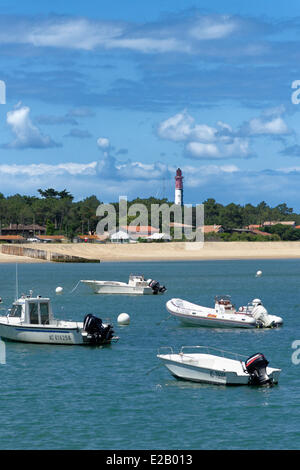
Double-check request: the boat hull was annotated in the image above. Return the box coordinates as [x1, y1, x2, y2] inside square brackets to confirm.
[166, 299, 257, 329]
[158, 354, 281, 385]
[82, 281, 153, 295]
[0, 321, 117, 345]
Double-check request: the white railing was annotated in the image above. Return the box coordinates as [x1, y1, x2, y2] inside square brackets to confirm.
[180, 345, 247, 361]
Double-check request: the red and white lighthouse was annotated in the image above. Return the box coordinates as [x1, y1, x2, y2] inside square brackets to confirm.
[175, 168, 183, 206]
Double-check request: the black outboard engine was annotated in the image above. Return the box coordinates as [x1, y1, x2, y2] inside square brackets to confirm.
[148, 279, 167, 295]
[83, 314, 114, 345]
[245, 353, 271, 385]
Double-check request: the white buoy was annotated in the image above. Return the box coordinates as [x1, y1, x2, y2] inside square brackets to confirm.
[118, 313, 130, 325]
[255, 270, 262, 277]
[55, 286, 63, 294]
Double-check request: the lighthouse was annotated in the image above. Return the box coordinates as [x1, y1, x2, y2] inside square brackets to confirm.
[175, 168, 183, 206]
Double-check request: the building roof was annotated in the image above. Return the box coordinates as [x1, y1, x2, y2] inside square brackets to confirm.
[199, 225, 223, 233]
[148, 232, 172, 240]
[110, 231, 130, 240]
[0, 235, 26, 240]
[251, 230, 273, 237]
[170, 222, 194, 228]
[121, 225, 159, 233]
[77, 234, 109, 241]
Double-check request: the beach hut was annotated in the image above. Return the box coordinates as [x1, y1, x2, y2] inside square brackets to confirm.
[147, 232, 171, 242]
[110, 230, 130, 243]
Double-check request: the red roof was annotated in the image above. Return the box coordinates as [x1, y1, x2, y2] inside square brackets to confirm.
[200, 225, 222, 233]
[252, 230, 273, 237]
[121, 226, 159, 233]
[37, 235, 66, 240]
[0, 235, 25, 240]
[78, 234, 109, 240]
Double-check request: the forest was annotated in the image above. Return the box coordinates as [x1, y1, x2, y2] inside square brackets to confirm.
[0, 189, 299, 241]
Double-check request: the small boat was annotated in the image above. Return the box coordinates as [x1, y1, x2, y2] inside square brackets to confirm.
[166, 295, 283, 329]
[157, 346, 281, 386]
[0, 291, 119, 345]
[81, 274, 166, 295]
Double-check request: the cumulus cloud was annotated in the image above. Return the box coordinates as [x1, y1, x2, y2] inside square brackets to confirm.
[4, 105, 61, 149]
[246, 116, 290, 136]
[158, 110, 252, 160]
[97, 137, 110, 149]
[240, 106, 291, 137]
[158, 110, 217, 143]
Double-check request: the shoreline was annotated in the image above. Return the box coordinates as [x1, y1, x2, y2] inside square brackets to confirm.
[0, 241, 300, 263]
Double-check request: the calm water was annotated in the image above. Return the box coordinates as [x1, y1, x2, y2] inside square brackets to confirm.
[0, 259, 299, 450]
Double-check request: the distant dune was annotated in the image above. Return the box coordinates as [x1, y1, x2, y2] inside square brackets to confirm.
[1, 241, 300, 263]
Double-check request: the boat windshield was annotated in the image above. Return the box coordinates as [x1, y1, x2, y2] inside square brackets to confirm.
[215, 295, 232, 304]
[9, 304, 22, 317]
[129, 274, 144, 281]
[215, 295, 235, 309]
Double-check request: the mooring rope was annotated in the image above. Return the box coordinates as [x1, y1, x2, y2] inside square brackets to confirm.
[70, 280, 82, 293]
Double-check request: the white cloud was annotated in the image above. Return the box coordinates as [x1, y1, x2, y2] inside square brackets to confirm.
[186, 137, 250, 160]
[97, 137, 110, 149]
[157, 111, 195, 141]
[0, 157, 300, 209]
[189, 15, 238, 40]
[158, 110, 252, 160]
[0, 13, 240, 54]
[4, 105, 60, 149]
[247, 116, 290, 136]
[0, 162, 97, 177]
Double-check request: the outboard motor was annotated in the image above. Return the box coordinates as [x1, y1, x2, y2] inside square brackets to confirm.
[83, 314, 114, 345]
[245, 353, 271, 385]
[148, 279, 167, 295]
[149, 279, 160, 294]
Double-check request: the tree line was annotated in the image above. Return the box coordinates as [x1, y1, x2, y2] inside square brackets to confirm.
[0, 190, 299, 240]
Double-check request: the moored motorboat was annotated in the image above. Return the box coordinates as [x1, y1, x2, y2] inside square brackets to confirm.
[81, 274, 166, 295]
[166, 295, 283, 328]
[0, 291, 119, 345]
[157, 346, 281, 385]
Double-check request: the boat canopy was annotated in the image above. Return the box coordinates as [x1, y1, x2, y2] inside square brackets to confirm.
[8, 293, 54, 325]
[215, 295, 232, 304]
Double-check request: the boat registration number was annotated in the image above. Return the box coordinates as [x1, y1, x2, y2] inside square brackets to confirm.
[49, 333, 73, 343]
[210, 370, 226, 378]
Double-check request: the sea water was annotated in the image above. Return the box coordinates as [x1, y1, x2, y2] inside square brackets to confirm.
[0, 259, 299, 450]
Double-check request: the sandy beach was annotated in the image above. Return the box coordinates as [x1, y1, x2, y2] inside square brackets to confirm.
[1, 241, 300, 263]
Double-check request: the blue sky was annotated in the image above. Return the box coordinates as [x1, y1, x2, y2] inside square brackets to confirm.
[1, 1, 300, 209]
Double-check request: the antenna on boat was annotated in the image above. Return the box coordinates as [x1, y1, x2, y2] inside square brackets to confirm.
[15, 263, 19, 300]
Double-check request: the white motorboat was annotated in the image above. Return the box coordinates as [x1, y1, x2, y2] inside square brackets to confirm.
[0, 291, 119, 345]
[166, 295, 283, 329]
[81, 274, 166, 295]
[157, 346, 281, 386]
